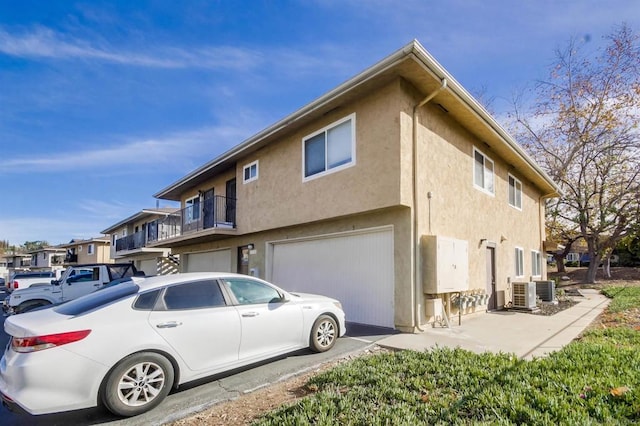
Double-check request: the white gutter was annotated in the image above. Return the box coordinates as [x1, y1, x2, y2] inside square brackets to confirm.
[412, 78, 448, 332]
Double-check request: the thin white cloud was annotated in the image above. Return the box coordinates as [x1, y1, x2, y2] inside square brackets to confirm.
[0, 125, 248, 175]
[0, 25, 358, 77]
[0, 26, 263, 70]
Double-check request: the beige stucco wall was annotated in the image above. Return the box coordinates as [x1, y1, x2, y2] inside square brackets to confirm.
[167, 76, 551, 329]
[179, 80, 409, 234]
[74, 242, 111, 264]
[411, 91, 547, 319]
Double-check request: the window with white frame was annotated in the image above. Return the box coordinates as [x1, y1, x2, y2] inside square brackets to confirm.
[303, 114, 355, 180]
[531, 250, 541, 277]
[243, 160, 259, 183]
[78, 245, 83, 252]
[508, 174, 522, 209]
[515, 247, 524, 277]
[473, 147, 495, 194]
[566, 252, 579, 262]
[185, 195, 201, 223]
[88, 244, 95, 255]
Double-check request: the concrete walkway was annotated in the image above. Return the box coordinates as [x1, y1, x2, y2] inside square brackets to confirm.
[378, 289, 610, 360]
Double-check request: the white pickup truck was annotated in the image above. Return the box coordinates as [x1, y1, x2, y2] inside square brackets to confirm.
[6, 270, 64, 293]
[3, 263, 140, 314]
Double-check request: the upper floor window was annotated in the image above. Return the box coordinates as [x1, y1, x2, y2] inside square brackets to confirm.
[303, 114, 355, 180]
[78, 245, 83, 252]
[88, 244, 95, 255]
[243, 160, 259, 183]
[514, 247, 524, 277]
[185, 195, 200, 223]
[473, 147, 494, 195]
[508, 175, 522, 209]
[531, 250, 542, 277]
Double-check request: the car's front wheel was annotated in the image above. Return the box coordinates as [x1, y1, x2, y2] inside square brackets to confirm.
[102, 352, 174, 417]
[309, 315, 338, 353]
[16, 300, 51, 314]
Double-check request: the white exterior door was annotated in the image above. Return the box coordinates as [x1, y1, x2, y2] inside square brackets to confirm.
[185, 250, 231, 273]
[270, 228, 395, 328]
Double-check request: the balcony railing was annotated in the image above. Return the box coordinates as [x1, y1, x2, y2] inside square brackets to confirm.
[115, 231, 147, 252]
[65, 254, 78, 263]
[147, 195, 236, 243]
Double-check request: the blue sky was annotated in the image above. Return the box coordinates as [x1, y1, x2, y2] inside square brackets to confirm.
[1, 1, 639, 246]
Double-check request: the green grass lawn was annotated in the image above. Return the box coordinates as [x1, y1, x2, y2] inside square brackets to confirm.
[255, 287, 640, 425]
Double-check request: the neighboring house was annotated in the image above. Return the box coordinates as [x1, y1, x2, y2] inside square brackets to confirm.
[0, 256, 8, 282]
[148, 40, 560, 331]
[2, 252, 32, 283]
[58, 237, 112, 265]
[28, 247, 66, 271]
[101, 208, 180, 276]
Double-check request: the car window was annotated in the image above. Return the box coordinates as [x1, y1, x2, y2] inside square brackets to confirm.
[162, 280, 226, 310]
[133, 289, 161, 310]
[223, 278, 282, 305]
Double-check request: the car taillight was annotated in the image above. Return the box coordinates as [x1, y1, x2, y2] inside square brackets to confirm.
[11, 330, 91, 353]
[12, 281, 18, 289]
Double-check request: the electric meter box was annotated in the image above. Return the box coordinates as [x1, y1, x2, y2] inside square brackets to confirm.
[423, 235, 469, 293]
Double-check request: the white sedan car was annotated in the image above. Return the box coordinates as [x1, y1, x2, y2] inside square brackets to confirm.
[0, 273, 346, 417]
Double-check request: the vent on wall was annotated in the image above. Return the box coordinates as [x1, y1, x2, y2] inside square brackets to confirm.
[512, 282, 537, 310]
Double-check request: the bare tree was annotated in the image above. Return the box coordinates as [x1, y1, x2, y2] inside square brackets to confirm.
[512, 24, 640, 283]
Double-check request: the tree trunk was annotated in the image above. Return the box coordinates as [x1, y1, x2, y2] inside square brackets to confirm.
[553, 253, 567, 273]
[603, 256, 612, 278]
[585, 254, 601, 283]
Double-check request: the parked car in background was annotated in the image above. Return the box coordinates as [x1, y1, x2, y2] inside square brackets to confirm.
[5, 271, 60, 293]
[3, 264, 139, 314]
[0, 272, 345, 417]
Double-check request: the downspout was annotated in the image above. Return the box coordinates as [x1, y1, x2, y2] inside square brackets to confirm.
[412, 78, 447, 332]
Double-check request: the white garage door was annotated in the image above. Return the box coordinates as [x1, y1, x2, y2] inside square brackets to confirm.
[138, 259, 158, 276]
[270, 228, 394, 328]
[185, 250, 231, 273]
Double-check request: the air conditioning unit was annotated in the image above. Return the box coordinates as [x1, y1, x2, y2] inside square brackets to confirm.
[535, 280, 556, 302]
[512, 282, 537, 310]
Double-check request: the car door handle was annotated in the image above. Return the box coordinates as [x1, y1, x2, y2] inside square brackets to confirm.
[241, 312, 259, 317]
[156, 321, 182, 328]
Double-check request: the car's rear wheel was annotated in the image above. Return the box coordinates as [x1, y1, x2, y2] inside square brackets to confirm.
[16, 300, 51, 314]
[102, 352, 174, 417]
[309, 315, 338, 353]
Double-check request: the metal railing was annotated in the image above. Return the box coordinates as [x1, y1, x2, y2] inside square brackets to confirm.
[115, 231, 147, 252]
[147, 195, 236, 243]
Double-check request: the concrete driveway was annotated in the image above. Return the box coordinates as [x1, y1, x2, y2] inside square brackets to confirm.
[0, 294, 393, 426]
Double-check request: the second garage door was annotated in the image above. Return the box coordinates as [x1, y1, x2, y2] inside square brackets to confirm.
[185, 250, 231, 273]
[270, 228, 394, 328]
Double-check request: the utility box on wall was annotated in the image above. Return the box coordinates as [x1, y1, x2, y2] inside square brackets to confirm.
[422, 235, 469, 293]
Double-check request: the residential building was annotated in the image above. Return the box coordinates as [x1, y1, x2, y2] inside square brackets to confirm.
[58, 237, 112, 265]
[101, 208, 180, 275]
[149, 40, 560, 331]
[28, 247, 66, 271]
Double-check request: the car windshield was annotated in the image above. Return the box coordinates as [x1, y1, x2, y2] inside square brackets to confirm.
[54, 281, 140, 316]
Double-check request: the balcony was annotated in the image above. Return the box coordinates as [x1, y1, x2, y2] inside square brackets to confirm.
[65, 254, 78, 263]
[147, 195, 237, 246]
[115, 231, 147, 252]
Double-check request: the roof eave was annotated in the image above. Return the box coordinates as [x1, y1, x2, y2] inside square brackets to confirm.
[154, 40, 561, 200]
